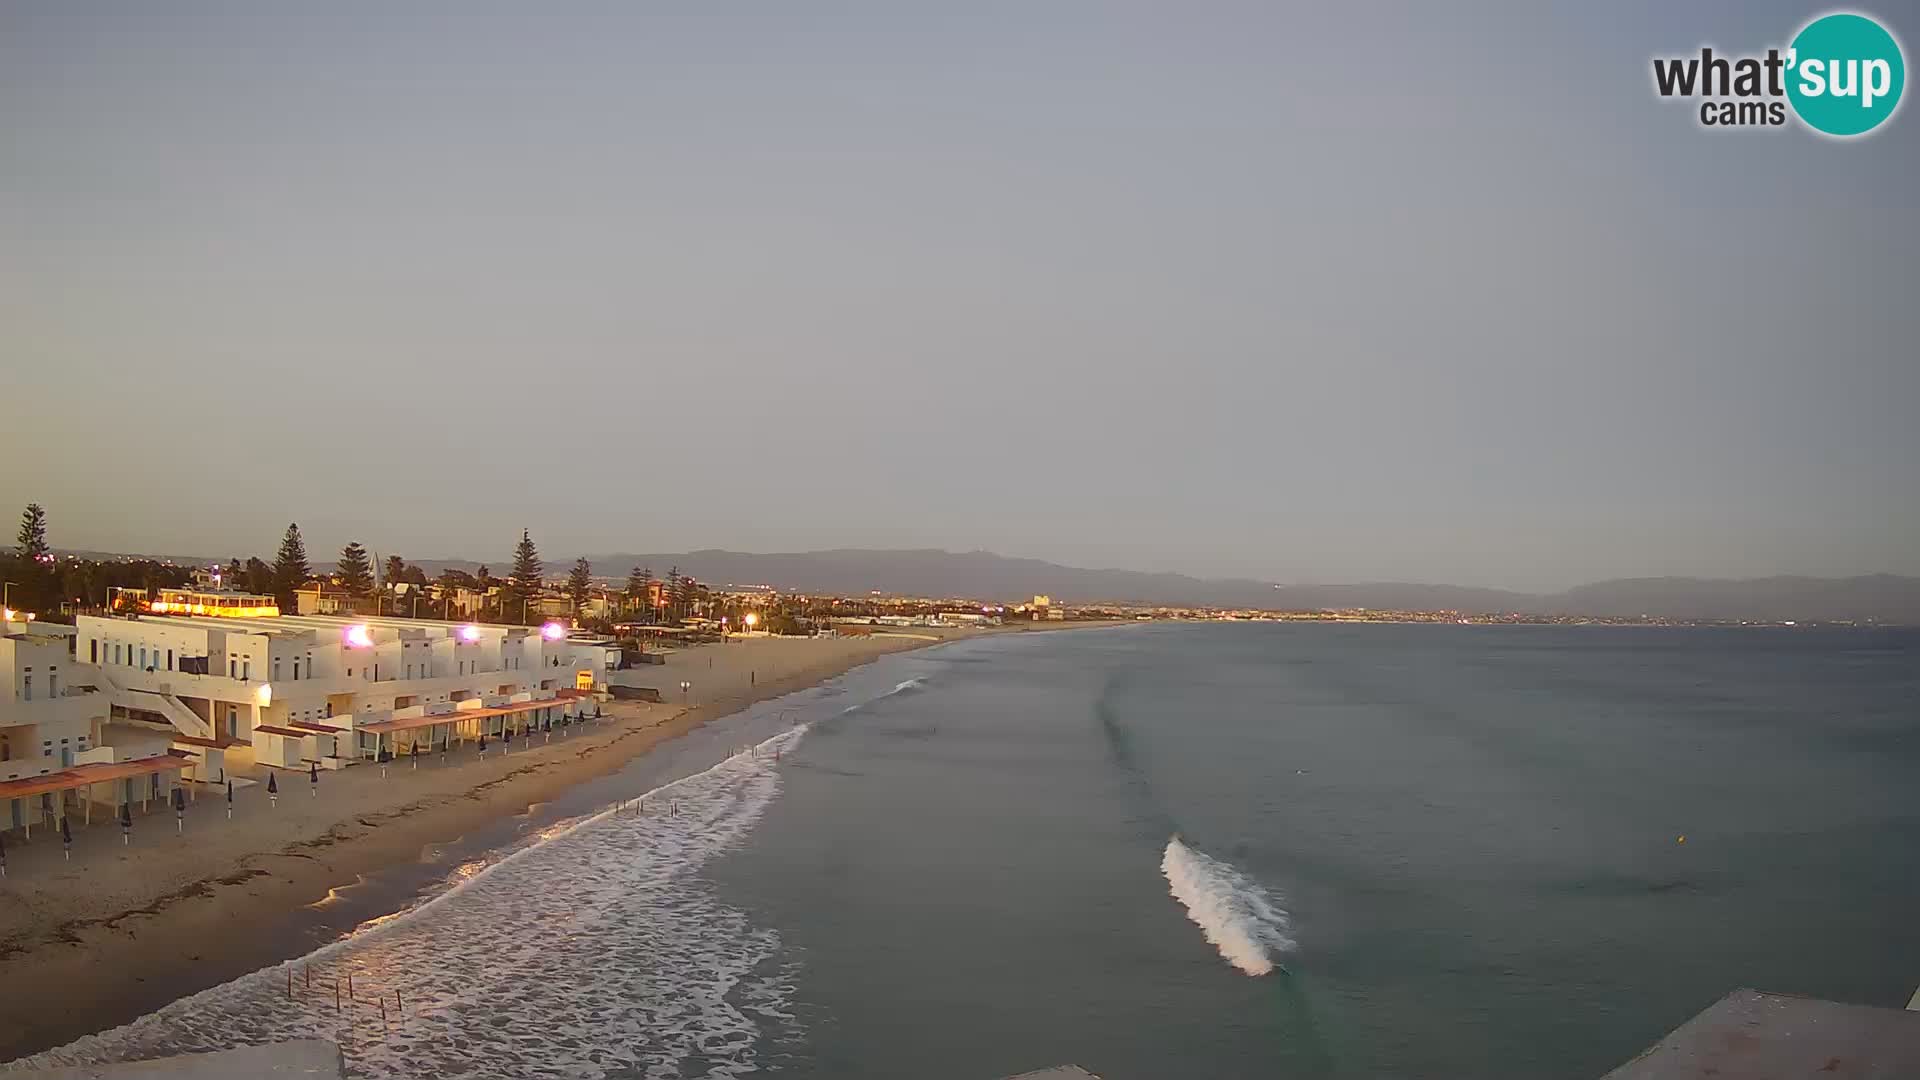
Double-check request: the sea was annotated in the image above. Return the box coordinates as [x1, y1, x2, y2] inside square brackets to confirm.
[12, 623, 1920, 1079]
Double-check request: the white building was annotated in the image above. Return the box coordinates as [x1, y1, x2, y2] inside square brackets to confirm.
[2, 619, 187, 837]
[73, 610, 610, 769]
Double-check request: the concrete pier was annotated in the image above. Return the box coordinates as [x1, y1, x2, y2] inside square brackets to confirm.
[1603, 989, 1920, 1079]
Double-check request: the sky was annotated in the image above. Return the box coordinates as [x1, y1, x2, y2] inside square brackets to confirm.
[3, 2, 1917, 591]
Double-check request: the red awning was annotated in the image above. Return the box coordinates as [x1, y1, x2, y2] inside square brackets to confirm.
[0, 752, 190, 802]
[359, 696, 574, 736]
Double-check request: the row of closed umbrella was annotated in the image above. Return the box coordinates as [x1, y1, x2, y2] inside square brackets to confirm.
[2, 710, 597, 873]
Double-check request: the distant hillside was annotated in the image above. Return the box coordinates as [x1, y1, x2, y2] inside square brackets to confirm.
[62, 544, 1920, 622]
[1550, 574, 1920, 623]
[513, 549, 1914, 623]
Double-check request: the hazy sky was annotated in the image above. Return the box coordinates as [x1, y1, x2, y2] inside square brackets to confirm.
[4, 2, 1916, 590]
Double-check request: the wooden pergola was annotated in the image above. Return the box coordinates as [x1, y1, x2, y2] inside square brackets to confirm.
[0, 750, 194, 835]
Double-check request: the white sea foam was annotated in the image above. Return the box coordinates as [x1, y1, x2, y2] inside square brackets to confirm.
[1161, 836, 1294, 976]
[9, 726, 812, 1079]
[841, 676, 925, 713]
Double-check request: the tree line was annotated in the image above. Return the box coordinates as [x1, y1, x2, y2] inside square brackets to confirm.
[5, 504, 713, 630]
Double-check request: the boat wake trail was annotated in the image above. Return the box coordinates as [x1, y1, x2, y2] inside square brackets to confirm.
[1161, 836, 1294, 976]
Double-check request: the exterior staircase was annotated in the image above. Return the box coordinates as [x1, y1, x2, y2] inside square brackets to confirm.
[97, 672, 214, 740]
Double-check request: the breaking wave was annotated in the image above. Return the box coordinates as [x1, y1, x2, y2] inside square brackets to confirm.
[1161, 836, 1294, 976]
[10, 727, 813, 1079]
[840, 676, 926, 714]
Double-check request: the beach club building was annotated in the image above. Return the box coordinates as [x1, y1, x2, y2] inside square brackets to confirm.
[73, 606, 609, 770]
[2, 619, 190, 838]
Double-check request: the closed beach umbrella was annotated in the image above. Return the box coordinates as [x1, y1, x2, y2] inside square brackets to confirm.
[120, 803, 132, 845]
[309, 761, 319, 797]
[173, 786, 186, 832]
[61, 814, 72, 855]
[267, 770, 278, 807]
[226, 779, 234, 819]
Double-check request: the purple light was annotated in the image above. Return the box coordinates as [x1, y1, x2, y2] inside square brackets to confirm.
[458, 624, 482, 642]
[344, 624, 374, 648]
[541, 621, 566, 640]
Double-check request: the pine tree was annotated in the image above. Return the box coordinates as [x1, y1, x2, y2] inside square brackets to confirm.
[243, 557, 274, 595]
[664, 566, 682, 624]
[567, 557, 593, 613]
[15, 503, 49, 562]
[510, 530, 542, 592]
[474, 565, 495, 620]
[337, 542, 374, 596]
[272, 524, 312, 611]
[625, 565, 653, 621]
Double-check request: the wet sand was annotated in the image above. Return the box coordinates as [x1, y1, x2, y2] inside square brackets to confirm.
[0, 622, 1117, 1063]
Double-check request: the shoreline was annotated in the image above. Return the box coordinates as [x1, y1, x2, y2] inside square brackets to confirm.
[0, 621, 1120, 1064]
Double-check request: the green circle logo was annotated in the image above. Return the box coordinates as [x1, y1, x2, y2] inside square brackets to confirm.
[1786, 12, 1906, 136]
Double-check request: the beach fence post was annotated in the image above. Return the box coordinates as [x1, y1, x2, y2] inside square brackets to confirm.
[334, 979, 341, 1013]
[287, 968, 292, 999]
[347, 973, 355, 1002]
[306, 964, 312, 988]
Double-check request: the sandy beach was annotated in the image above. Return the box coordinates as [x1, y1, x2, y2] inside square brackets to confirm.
[0, 623, 1112, 1063]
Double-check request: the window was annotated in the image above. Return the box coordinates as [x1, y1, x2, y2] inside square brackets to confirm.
[274, 658, 282, 681]
[242, 660, 250, 681]
[90, 640, 99, 663]
[21, 676, 30, 702]
[229, 658, 237, 678]
[48, 673, 57, 697]
[167, 649, 174, 670]
[140, 647, 147, 668]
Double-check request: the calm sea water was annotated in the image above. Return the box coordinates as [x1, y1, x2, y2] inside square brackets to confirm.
[18, 624, 1920, 1079]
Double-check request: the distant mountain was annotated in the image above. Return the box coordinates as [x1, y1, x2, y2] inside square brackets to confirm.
[61, 544, 1920, 622]
[1551, 574, 1920, 623]
[513, 549, 1915, 623]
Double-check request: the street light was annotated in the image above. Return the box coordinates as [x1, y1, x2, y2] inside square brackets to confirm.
[744, 612, 759, 631]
